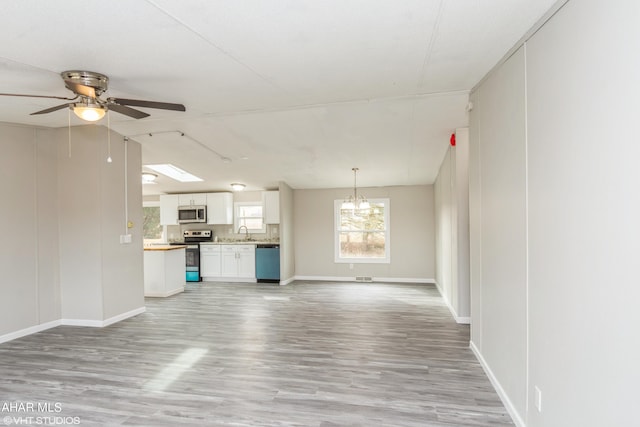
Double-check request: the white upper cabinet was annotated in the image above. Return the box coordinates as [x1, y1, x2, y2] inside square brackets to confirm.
[159, 194, 180, 225]
[263, 191, 280, 224]
[160, 192, 233, 225]
[207, 192, 234, 224]
[179, 193, 207, 206]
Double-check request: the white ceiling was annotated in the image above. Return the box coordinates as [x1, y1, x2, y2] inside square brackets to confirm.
[0, 0, 559, 194]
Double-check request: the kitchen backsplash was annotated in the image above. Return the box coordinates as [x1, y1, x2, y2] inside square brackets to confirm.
[167, 223, 279, 243]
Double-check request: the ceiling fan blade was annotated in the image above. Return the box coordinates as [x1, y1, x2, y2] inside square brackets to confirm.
[64, 81, 96, 98]
[107, 103, 150, 119]
[108, 98, 186, 112]
[0, 93, 76, 100]
[30, 103, 71, 115]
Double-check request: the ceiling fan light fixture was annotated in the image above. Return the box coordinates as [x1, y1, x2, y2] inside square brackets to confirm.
[73, 104, 106, 122]
[231, 183, 245, 191]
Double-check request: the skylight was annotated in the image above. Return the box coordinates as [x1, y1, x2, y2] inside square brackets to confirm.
[144, 164, 203, 183]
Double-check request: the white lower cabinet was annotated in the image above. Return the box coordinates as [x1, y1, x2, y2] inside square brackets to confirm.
[200, 244, 221, 277]
[221, 245, 256, 279]
[238, 246, 256, 278]
[202, 244, 256, 282]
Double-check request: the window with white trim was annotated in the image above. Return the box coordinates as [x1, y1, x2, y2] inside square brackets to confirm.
[234, 202, 265, 233]
[334, 198, 390, 263]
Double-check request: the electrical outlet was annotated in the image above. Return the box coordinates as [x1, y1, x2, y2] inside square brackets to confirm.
[349, 263, 354, 270]
[534, 386, 542, 412]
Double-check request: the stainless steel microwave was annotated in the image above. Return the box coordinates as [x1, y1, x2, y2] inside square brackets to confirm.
[178, 205, 207, 223]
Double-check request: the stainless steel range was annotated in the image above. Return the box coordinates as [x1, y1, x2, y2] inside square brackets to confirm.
[174, 230, 213, 282]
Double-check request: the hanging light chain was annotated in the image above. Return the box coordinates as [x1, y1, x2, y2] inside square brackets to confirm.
[106, 110, 112, 163]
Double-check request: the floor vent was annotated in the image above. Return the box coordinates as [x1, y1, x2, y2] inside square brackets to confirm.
[355, 276, 373, 282]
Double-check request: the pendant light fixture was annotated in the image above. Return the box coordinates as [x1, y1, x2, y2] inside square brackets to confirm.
[342, 167, 369, 210]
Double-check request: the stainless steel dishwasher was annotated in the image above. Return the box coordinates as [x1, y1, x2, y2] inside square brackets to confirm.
[255, 244, 280, 283]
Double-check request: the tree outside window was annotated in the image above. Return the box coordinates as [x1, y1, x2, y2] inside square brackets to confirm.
[143, 206, 163, 240]
[335, 198, 390, 263]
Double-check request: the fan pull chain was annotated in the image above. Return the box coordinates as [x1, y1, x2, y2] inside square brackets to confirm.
[67, 107, 71, 158]
[107, 110, 112, 163]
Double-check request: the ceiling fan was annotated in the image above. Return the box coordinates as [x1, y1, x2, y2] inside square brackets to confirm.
[0, 70, 186, 121]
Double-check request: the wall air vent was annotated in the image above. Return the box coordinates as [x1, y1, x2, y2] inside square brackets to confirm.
[355, 276, 373, 282]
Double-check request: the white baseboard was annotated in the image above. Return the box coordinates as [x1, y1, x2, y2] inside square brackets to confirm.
[434, 281, 471, 324]
[279, 277, 295, 286]
[144, 287, 184, 297]
[102, 306, 146, 327]
[455, 316, 471, 324]
[0, 307, 146, 343]
[62, 306, 146, 328]
[201, 277, 258, 283]
[61, 318, 104, 327]
[0, 319, 62, 344]
[377, 277, 435, 284]
[470, 341, 525, 427]
[294, 275, 435, 284]
[295, 275, 354, 282]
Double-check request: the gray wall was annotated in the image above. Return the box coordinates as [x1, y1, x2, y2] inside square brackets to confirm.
[434, 127, 470, 322]
[0, 124, 60, 336]
[278, 181, 295, 283]
[0, 122, 144, 340]
[469, 0, 640, 425]
[293, 185, 435, 281]
[58, 125, 144, 322]
[435, 149, 453, 299]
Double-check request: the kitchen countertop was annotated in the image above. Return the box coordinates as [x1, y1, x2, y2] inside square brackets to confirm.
[166, 241, 279, 245]
[203, 241, 279, 245]
[144, 245, 187, 251]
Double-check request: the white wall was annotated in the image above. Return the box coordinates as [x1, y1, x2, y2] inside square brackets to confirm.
[0, 124, 60, 337]
[469, 0, 640, 425]
[434, 128, 470, 322]
[470, 45, 528, 422]
[525, 0, 640, 425]
[294, 185, 435, 281]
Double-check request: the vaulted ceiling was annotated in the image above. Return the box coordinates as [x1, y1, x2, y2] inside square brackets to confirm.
[0, 0, 559, 194]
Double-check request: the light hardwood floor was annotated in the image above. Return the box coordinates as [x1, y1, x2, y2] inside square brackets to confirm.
[0, 281, 513, 426]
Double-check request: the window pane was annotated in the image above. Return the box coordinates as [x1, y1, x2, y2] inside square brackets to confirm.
[340, 204, 386, 231]
[239, 217, 264, 230]
[339, 231, 386, 258]
[143, 206, 162, 239]
[235, 202, 265, 232]
[238, 205, 262, 217]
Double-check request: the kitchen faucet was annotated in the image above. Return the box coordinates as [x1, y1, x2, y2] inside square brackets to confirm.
[237, 225, 250, 241]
